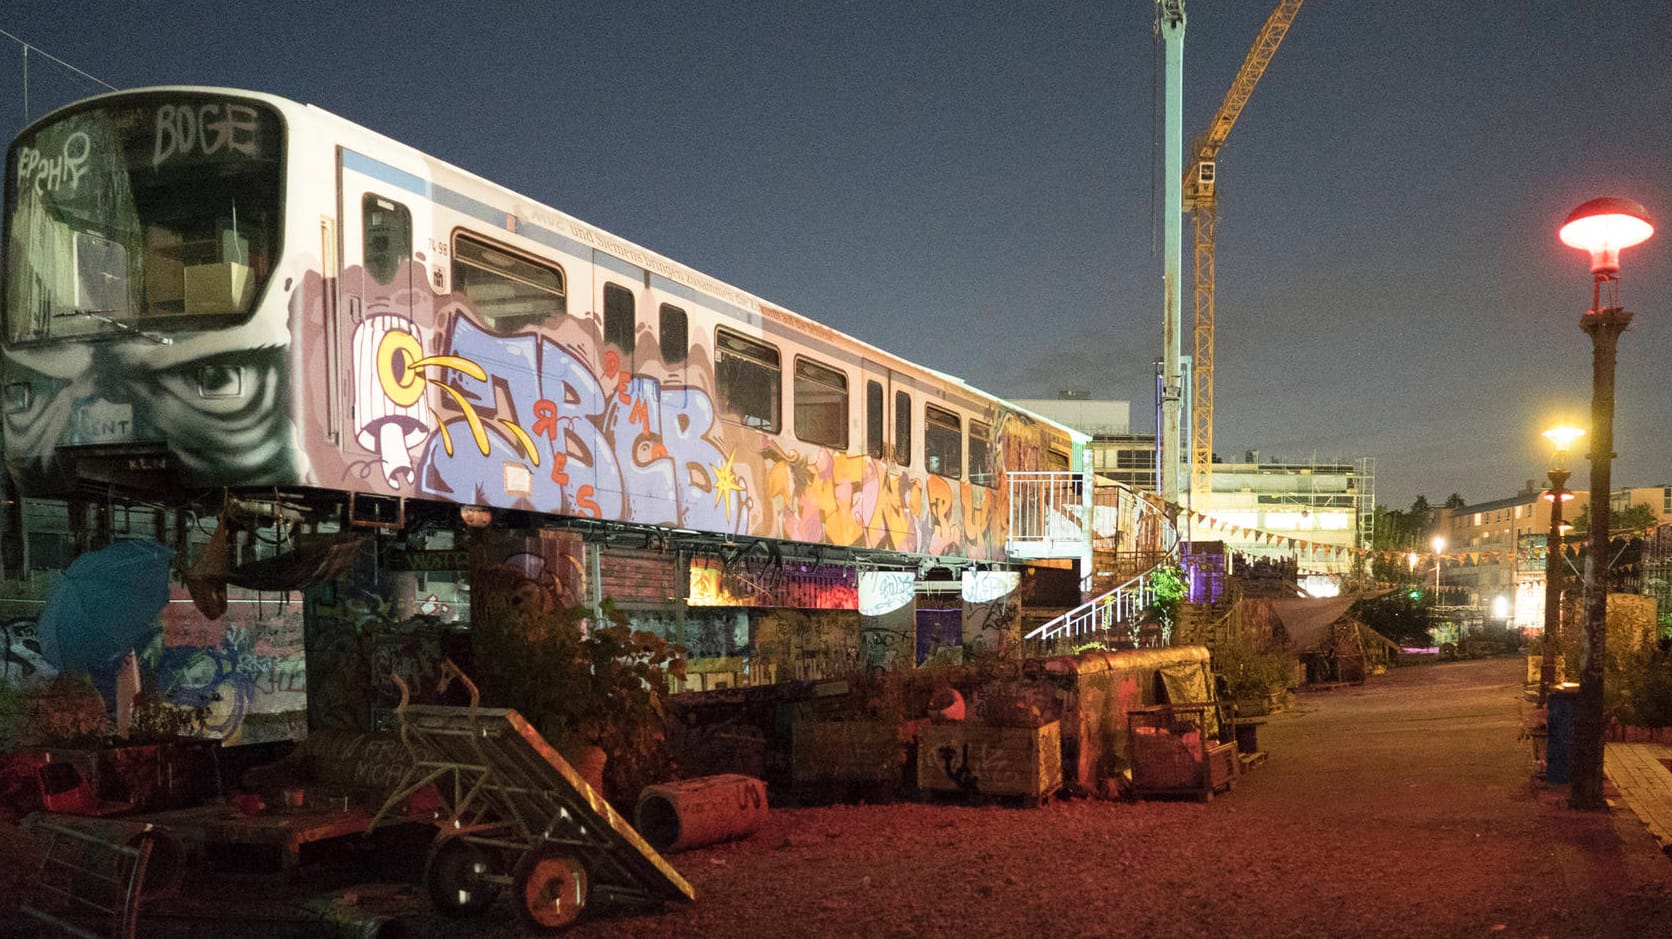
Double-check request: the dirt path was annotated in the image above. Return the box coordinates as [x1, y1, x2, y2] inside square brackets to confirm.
[49, 656, 1672, 938]
[507, 657, 1671, 939]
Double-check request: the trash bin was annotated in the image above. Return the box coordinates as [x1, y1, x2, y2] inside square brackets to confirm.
[1546, 685, 1580, 784]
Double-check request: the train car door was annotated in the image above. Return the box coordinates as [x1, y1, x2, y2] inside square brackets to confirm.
[859, 358, 915, 549]
[335, 149, 437, 494]
[860, 358, 895, 465]
[594, 257, 681, 526]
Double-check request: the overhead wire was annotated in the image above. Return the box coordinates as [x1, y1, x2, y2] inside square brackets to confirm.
[0, 27, 119, 123]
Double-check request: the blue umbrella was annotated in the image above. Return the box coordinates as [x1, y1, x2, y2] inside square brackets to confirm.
[37, 540, 174, 672]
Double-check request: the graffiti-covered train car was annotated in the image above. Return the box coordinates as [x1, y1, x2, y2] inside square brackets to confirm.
[2, 87, 1084, 564]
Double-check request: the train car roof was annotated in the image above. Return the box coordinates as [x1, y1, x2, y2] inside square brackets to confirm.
[24, 86, 1088, 446]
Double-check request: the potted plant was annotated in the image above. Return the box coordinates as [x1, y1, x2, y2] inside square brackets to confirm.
[471, 596, 686, 808]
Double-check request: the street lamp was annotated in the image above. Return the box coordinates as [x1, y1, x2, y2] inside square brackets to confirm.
[1430, 535, 1445, 595]
[1558, 196, 1654, 811]
[1537, 424, 1583, 706]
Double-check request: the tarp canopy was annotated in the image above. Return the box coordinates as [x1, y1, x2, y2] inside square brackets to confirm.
[1268, 597, 1361, 652]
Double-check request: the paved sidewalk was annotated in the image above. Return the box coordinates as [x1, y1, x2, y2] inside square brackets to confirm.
[1606, 741, 1672, 854]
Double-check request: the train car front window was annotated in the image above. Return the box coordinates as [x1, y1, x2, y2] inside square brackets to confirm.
[4, 94, 283, 343]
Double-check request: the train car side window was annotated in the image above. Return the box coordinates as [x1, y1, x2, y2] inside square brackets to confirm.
[659, 303, 688, 365]
[715, 328, 780, 432]
[794, 357, 849, 450]
[363, 195, 411, 286]
[452, 232, 566, 331]
[925, 405, 961, 479]
[604, 282, 635, 354]
[969, 420, 994, 488]
[865, 381, 884, 459]
[894, 391, 912, 466]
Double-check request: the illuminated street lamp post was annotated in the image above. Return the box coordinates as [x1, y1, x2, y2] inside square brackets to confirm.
[1558, 197, 1654, 810]
[1537, 424, 1583, 706]
[1430, 535, 1445, 595]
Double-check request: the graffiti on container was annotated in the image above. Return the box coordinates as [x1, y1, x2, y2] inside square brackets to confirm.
[306, 592, 392, 732]
[154, 620, 306, 742]
[1, 618, 57, 689]
[307, 589, 448, 734]
[934, 742, 979, 793]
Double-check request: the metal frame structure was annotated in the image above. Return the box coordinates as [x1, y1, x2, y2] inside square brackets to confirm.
[21, 818, 153, 939]
[373, 670, 693, 933]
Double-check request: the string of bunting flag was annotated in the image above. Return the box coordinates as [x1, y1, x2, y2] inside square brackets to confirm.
[1167, 501, 1671, 572]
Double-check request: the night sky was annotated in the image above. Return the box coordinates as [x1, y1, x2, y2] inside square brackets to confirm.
[4, 1, 1670, 511]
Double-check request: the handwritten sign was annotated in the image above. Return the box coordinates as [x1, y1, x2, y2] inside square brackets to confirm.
[153, 101, 263, 168]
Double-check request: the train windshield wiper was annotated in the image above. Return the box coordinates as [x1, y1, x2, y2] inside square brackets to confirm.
[52, 309, 173, 345]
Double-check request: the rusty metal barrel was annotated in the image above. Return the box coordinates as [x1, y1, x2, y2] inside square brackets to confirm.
[634, 774, 767, 854]
[23, 812, 186, 900]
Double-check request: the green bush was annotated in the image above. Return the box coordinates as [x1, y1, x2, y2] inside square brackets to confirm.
[1212, 631, 1294, 703]
[1609, 644, 1672, 727]
[472, 596, 686, 807]
[1550, 621, 1672, 727]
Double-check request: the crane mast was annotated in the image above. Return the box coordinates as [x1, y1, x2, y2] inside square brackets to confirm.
[1186, 0, 1303, 501]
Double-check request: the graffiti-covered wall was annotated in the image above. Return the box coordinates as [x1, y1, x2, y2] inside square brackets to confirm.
[858, 572, 915, 672]
[962, 570, 1022, 657]
[157, 589, 306, 744]
[1, 582, 308, 746]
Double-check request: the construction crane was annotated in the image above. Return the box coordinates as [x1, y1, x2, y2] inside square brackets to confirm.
[1186, 0, 1304, 501]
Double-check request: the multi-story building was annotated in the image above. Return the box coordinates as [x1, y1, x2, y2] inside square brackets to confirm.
[1010, 394, 1372, 597]
[1612, 486, 1672, 526]
[1191, 456, 1374, 595]
[1436, 484, 1563, 629]
[1011, 394, 1158, 492]
[1436, 483, 1669, 630]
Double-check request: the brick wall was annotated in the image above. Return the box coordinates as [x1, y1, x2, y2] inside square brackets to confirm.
[600, 549, 681, 606]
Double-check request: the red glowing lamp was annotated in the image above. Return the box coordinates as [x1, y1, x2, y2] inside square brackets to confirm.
[1559, 197, 1653, 276]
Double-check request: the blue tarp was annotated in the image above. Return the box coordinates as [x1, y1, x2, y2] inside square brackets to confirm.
[37, 540, 173, 672]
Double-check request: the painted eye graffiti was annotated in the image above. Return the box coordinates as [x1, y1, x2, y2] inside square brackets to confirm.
[197, 363, 243, 398]
[150, 351, 279, 419]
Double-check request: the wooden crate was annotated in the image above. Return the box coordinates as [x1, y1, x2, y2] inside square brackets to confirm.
[916, 721, 1061, 803]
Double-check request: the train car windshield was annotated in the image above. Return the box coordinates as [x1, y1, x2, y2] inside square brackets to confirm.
[3, 93, 283, 343]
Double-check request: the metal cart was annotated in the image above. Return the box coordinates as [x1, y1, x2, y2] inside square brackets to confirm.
[1128, 702, 1237, 802]
[373, 669, 694, 933]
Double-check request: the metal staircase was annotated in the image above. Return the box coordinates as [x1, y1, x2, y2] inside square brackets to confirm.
[1023, 568, 1161, 654]
[1010, 475, 1182, 655]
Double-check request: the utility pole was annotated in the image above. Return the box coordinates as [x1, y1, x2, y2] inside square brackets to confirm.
[1156, 0, 1186, 519]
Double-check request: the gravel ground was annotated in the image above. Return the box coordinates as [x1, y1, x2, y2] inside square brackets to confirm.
[11, 656, 1672, 938]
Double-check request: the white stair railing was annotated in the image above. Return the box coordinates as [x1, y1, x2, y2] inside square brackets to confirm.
[1024, 569, 1157, 648]
[1006, 471, 1086, 548]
